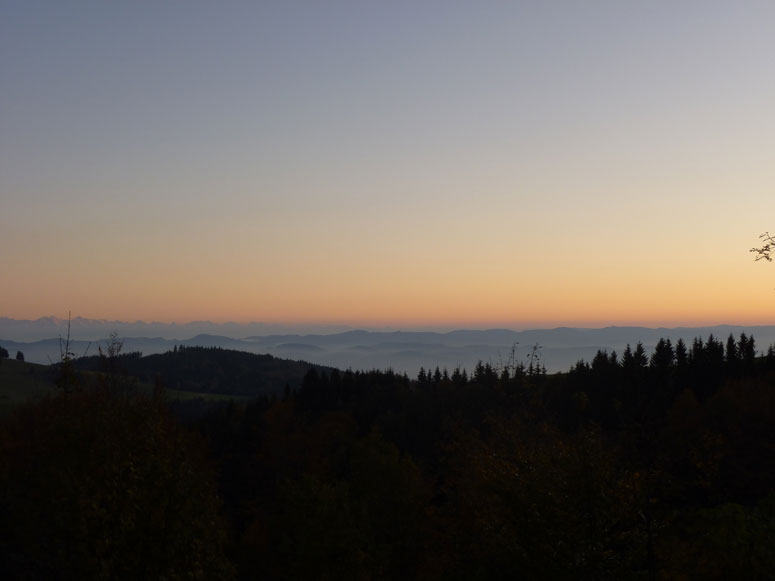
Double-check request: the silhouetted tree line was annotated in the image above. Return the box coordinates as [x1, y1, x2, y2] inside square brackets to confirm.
[3, 333, 775, 579]
[560, 333, 766, 430]
[177, 332, 775, 578]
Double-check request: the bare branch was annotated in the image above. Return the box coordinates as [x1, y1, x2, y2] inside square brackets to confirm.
[751, 231, 775, 262]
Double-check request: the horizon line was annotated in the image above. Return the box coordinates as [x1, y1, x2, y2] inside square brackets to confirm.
[3, 315, 775, 334]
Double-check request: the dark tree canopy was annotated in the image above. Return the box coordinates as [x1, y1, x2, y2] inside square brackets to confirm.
[4, 330, 775, 579]
[0, 390, 233, 579]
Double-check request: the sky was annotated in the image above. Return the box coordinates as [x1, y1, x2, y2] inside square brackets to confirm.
[2, 1, 774, 330]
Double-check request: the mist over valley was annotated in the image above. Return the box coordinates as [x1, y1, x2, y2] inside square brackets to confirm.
[4, 317, 775, 376]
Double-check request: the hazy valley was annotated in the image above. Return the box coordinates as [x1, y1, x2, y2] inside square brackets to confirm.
[4, 317, 775, 376]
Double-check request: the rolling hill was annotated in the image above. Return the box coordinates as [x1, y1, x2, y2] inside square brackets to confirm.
[74, 345, 333, 397]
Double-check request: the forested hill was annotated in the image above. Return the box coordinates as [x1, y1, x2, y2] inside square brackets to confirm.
[75, 346, 333, 396]
[202, 332, 775, 579]
[4, 332, 775, 578]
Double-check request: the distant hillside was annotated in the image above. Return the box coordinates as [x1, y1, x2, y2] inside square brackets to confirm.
[75, 346, 333, 397]
[0, 316, 353, 341]
[5, 324, 775, 375]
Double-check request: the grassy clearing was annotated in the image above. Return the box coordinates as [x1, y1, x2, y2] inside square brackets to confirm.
[0, 358, 253, 418]
[0, 359, 59, 416]
[162, 388, 255, 402]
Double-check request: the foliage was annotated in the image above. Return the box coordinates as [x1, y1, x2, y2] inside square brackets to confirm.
[0, 390, 234, 580]
[190, 331, 775, 578]
[3, 330, 775, 578]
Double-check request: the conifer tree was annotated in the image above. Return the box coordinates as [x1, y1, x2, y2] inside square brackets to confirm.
[591, 350, 611, 372]
[675, 338, 688, 367]
[608, 350, 619, 367]
[725, 334, 738, 362]
[739, 333, 756, 364]
[633, 342, 648, 368]
[622, 344, 634, 369]
[650, 338, 675, 368]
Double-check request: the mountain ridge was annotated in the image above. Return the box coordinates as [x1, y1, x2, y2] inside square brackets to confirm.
[3, 319, 775, 375]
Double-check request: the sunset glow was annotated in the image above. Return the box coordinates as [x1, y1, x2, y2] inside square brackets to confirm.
[2, 2, 774, 329]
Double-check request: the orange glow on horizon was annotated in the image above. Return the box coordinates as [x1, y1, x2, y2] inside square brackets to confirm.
[5, 241, 775, 330]
[3, 3, 775, 336]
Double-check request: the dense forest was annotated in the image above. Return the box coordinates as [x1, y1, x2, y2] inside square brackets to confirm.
[2, 333, 775, 579]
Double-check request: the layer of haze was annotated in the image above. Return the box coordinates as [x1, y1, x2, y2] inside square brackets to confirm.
[2, 1, 774, 328]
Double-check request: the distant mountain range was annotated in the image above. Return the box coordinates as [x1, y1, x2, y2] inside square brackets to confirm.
[3, 317, 775, 375]
[0, 316, 355, 342]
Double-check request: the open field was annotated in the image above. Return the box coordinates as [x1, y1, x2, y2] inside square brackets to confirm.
[0, 359, 58, 416]
[0, 358, 253, 417]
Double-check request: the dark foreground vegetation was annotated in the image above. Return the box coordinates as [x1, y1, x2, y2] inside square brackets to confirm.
[2, 334, 775, 579]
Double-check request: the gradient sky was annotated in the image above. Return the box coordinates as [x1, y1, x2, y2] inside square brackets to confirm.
[2, 1, 774, 329]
